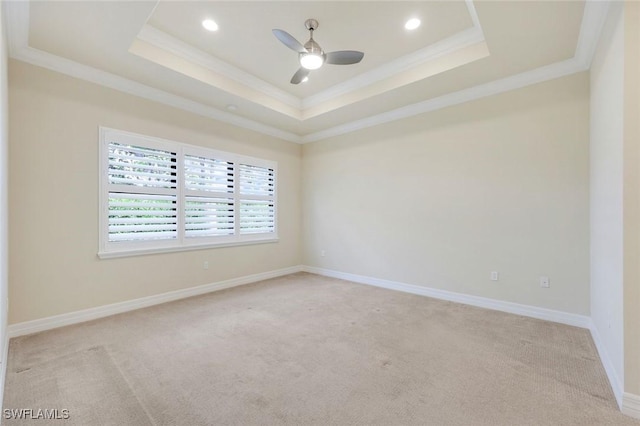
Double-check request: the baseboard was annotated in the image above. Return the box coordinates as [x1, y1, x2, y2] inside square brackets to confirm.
[302, 266, 591, 329]
[4, 264, 638, 419]
[301, 266, 640, 414]
[7, 265, 303, 338]
[623, 392, 640, 419]
[588, 320, 623, 407]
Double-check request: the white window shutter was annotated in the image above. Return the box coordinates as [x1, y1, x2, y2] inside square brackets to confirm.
[108, 193, 177, 241]
[107, 142, 178, 242]
[100, 128, 278, 257]
[238, 164, 275, 235]
[108, 143, 177, 190]
[184, 155, 236, 238]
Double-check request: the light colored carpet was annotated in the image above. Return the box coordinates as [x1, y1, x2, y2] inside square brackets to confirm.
[4, 272, 638, 425]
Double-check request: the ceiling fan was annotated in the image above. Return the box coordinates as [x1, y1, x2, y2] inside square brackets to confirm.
[272, 19, 365, 84]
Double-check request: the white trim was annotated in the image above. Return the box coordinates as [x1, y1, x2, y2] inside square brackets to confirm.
[301, 26, 485, 110]
[622, 393, 640, 419]
[3, 0, 27, 57]
[7, 266, 303, 338]
[301, 0, 485, 110]
[3, 2, 300, 144]
[99, 127, 278, 258]
[302, 57, 585, 143]
[2, 0, 612, 144]
[465, 0, 483, 34]
[98, 237, 279, 259]
[588, 320, 623, 407]
[302, 266, 591, 329]
[137, 25, 301, 110]
[574, 0, 611, 69]
[302, 266, 637, 413]
[13, 45, 301, 143]
[136, 8, 485, 114]
[5, 263, 636, 420]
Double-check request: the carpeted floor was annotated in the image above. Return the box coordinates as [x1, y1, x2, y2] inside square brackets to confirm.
[4, 272, 639, 425]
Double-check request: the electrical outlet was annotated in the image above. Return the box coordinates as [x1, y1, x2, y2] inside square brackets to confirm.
[203, 261, 209, 270]
[490, 271, 499, 281]
[540, 276, 550, 288]
[321, 250, 326, 257]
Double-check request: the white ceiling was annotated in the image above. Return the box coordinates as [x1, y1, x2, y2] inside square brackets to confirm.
[5, 1, 608, 143]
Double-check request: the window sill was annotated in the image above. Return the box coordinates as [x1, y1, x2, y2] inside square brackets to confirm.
[98, 238, 279, 259]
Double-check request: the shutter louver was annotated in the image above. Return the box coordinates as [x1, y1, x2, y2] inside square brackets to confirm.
[184, 155, 234, 193]
[184, 154, 236, 238]
[238, 164, 275, 235]
[239, 200, 275, 234]
[108, 143, 176, 190]
[107, 141, 178, 243]
[185, 197, 235, 237]
[108, 193, 177, 241]
[238, 164, 274, 197]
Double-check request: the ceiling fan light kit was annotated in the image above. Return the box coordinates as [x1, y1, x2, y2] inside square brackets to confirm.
[273, 18, 365, 84]
[300, 53, 324, 70]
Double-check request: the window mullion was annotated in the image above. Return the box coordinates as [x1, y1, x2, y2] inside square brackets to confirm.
[177, 147, 185, 245]
[100, 127, 277, 258]
[233, 163, 240, 239]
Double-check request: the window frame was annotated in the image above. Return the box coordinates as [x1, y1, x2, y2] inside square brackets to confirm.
[98, 127, 278, 259]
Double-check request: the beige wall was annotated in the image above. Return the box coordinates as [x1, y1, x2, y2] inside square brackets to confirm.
[303, 73, 590, 315]
[623, 0, 640, 398]
[8, 60, 302, 324]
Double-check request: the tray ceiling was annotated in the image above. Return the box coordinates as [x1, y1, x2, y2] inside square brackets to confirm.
[5, 1, 607, 143]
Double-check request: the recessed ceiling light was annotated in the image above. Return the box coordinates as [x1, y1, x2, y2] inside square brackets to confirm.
[404, 18, 421, 31]
[226, 104, 238, 111]
[202, 19, 219, 32]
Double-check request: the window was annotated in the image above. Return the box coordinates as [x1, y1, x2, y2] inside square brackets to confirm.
[99, 128, 277, 258]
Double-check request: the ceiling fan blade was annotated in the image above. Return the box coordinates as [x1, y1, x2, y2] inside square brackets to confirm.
[272, 29, 306, 53]
[290, 68, 311, 84]
[325, 50, 364, 65]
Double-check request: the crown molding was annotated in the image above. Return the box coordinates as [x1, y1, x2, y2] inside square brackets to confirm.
[301, 26, 484, 110]
[300, 0, 609, 143]
[4, 1, 301, 143]
[302, 0, 485, 110]
[14, 45, 302, 143]
[574, 0, 611, 69]
[129, 36, 303, 120]
[137, 24, 302, 110]
[3, 0, 28, 56]
[465, 0, 483, 32]
[4, 0, 611, 145]
[136, 10, 485, 117]
[301, 57, 585, 143]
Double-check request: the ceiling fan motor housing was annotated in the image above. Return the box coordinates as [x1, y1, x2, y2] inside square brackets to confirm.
[303, 19, 323, 55]
[303, 39, 323, 56]
[304, 19, 319, 31]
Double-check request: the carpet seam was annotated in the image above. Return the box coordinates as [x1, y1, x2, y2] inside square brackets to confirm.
[104, 347, 158, 426]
